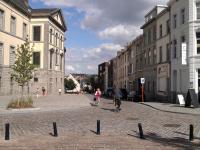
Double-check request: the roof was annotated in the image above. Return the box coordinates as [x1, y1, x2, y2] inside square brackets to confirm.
[31, 8, 67, 32]
[2, 0, 31, 16]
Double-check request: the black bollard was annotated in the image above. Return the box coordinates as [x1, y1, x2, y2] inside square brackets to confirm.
[97, 120, 100, 135]
[138, 123, 144, 139]
[189, 124, 194, 141]
[5, 123, 10, 140]
[53, 122, 58, 137]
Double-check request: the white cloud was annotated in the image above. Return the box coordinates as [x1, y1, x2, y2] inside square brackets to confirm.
[98, 25, 142, 44]
[66, 65, 75, 72]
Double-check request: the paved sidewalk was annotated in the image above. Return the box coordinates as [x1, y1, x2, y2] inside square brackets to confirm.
[140, 102, 200, 115]
[0, 94, 91, 114]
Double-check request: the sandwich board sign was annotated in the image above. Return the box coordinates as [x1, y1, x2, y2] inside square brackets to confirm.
[140, 78, 145, 84]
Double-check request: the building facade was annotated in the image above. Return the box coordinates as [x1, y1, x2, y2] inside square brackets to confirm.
[0, 0, 67, 95]
[156, 8, 171, 102]
[141, 6, 167, 101]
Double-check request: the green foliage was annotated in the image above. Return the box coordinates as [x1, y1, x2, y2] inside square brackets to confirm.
[64, 78, 77, 90]
[7, 96, 33, 109]
[11, 39, 35, 87]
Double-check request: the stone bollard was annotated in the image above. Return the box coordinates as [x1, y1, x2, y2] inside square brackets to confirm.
[189, 124, 194, 141]
[53, 122, 58, 137]
[5, 123, 10, 140]
[138, 123, 144, 139]
[97, 120, 100, 135]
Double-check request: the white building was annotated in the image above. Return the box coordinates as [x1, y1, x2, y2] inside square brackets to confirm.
[169, 0, 200, 103]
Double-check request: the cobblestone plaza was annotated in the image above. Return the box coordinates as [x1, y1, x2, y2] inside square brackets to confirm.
[0, 94, 199, 149]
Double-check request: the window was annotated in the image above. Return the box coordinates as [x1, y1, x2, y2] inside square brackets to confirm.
[55, 33, 58, 46]
[181, 9, 185, 24]
[159, 46, 162, 63]
[0, 76, 1, 91]
[9, 46, 15, 66]
[33, 26, 41, 41]
[166, 43, 170, 61]
[50, 51, 53, 69]
[50, 29, 53, 43]
[55, 49, 58, 65]
[0, 9, 4, 30]
[196, 32, 200, 54]
[181, 36, 185, 57]
[173, 14, 177, 29]
[159, 24, 162, 38]
[60, 36, 62, 49]
[197, 2, 200, 19]
[174, 40, 177, 58]
[23, 23, 27, 40]
[148, 29, 151, 44]
[10, 16, 16, 35]
[148, 49, 151, 64]
[60, 55, 63, 70]
[0, 43, 3, 65]
[166, 19, 170, 34]
[34, 78, 38, 82]
[153, 26, 156, 41]
[33, 52, 40, 66]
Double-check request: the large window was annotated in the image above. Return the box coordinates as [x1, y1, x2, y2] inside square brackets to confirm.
[0, 43, 3, 65]
[33, 26, 41, 41]
[50, 29, 53, 43]
[181, 9, 185, 24]
[50, 51, 53, 69]
[23, 23, 27, 40]
[159, 46, 162, 63]
[33, 52, 40, 66]
[10, 16, 16, 35]
[166, 19, 170, 34]
[196, 32, 200, 54]
[159, 24, 162, 38]
[60, 36, 62, 49]
[9, 46, 15, 66]
[166, 43, 170, 61]
[197, 2, 200, 19]
[60, 55, 63, 70]
[55, 50, 58, 65]
[55, 33, 58, 46]
[173, 14, 177, 29]
[0, 9, 4, 30]
[173, 40, 177, 58]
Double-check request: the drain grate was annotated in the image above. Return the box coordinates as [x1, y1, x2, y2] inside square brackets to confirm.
[126, 117, 139, 121]
[163, 124, 181, 128]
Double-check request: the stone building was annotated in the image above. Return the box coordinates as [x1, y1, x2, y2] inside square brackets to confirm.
[0, 0, 67, 95]
[156, 7, 171, 102]
[141, 6, 167, 101]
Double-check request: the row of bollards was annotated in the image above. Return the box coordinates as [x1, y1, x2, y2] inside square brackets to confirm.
[3, 121, 195, 141]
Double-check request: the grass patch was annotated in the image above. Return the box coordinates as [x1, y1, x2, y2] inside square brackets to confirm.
[7, 96, 34, 109]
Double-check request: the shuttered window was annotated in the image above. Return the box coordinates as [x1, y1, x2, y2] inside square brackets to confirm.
[33, 52, 40, 66]
[33, 26, 41, 41]
[0, 9, 4, 30]
[197, 3, 200, 19]
[0, 43, 3, 65]
[9, 46, 15, 66]
[10, 16, 16, 35]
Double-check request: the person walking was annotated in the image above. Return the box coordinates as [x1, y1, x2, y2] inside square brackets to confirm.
[42, 87, 46, 96]
[114, 87, 122, 111]
[58, 88, 62, 95]
[95, 88, 101, 105]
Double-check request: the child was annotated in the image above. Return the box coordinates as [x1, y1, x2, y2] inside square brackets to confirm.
[95, 88, 101, 105]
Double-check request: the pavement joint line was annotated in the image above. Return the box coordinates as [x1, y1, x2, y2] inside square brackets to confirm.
[138, 102, 200, 116]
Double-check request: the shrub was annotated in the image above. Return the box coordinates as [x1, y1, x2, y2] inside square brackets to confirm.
[7, 96, 33, 109]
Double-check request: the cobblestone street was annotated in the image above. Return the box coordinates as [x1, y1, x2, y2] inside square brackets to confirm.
[0, 94, 199, 149]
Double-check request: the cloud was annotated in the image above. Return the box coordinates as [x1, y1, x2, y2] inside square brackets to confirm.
[65, 43, 123, 74]
[66, 65, 75, 72]
[98, 25, 142, 44]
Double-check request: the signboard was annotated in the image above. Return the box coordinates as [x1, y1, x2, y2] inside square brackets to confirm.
[140, 78, 145, 84]
[177, 94, 185, 106]
[181, 43, 187, 65]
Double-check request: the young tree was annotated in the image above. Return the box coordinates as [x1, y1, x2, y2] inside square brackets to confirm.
[64, 79, 76, 90]
[11, 39, 35, 96]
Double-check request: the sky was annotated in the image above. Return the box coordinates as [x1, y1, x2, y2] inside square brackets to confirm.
[30, 0, 169, 75]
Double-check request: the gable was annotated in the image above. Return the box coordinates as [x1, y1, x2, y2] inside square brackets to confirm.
[52, 11, 66, 31]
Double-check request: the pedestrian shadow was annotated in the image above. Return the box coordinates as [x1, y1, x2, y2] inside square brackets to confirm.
[101, 107, 117, 112]
[174, 131, 200, 140]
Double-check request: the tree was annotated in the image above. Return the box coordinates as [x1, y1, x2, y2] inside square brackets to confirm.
[64, 79, 76, 90]
[11, 39, 35, 96]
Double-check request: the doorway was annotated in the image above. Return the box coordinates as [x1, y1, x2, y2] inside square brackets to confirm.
[198, 69, 200, 103]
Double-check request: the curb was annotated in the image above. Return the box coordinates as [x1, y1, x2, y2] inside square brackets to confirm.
[138, 102, 200, 116]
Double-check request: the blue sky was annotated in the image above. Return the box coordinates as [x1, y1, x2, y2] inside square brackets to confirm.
[30, 0, 168, 74]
